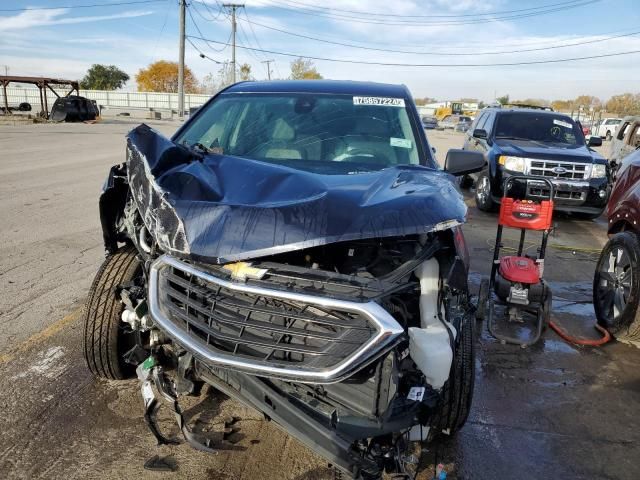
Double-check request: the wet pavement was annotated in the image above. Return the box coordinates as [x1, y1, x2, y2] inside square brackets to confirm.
[1, 125, 639, 479]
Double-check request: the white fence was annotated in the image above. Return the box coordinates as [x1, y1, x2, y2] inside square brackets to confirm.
[2, 86, 212, 112]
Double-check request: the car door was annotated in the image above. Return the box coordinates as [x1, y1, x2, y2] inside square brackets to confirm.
[464, 112, 487, 151]
[623, 122, 640, 159]
[611, 121, 630, 161]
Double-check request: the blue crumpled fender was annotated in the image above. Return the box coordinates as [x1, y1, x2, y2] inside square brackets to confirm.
[125, 124, 468, 264]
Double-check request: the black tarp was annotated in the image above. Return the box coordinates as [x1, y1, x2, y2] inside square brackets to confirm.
[125, 124, 467, 263]
[50, 95, 98, 122]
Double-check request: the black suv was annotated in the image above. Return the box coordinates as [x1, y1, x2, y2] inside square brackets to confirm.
[463, 106, 610, 219]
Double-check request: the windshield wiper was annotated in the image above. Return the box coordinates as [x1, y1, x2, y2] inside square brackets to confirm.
[495, 135, 531, 141]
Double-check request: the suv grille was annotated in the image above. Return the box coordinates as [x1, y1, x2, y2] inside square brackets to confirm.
[149, 255, 403, 382]
[529, 160, 588, 180]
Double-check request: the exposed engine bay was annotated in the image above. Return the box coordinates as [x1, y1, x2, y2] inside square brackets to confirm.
[87, 124, 476, 479]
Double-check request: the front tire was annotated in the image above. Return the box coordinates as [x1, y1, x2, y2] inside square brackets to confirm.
[474, 171, 496, 212]
[430, 310, 474, 436]
[83, 245, 142, 380]
[606, 131, 612, 141]
[593, 232, 640, 341]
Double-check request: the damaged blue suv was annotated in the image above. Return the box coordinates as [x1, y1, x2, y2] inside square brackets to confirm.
[463, 106, 610, 219]
[84, 80, 485, 479]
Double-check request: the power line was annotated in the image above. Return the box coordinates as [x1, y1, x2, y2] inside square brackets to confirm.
[260, 0, 600, 27]
[187, 3, 231, 52]
[187, 37, 222, 63]
[186, 34, 640, 67]
[240, 16, 640, 57]
[0, 0, 165, 12]
[269, 0, 595, 18]
[190, 0, 226, 22]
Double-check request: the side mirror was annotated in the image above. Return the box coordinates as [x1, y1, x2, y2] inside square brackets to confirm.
[444, 149, 485, 176]
[473, 129, 488, 139]
[588, 136, 603, 147]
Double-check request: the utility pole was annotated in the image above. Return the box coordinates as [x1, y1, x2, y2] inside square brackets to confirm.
[178, 0, 186, 118]
[261, 60, 274, 80]
[1, 65, 8, 76]
[223, 3, 244, 83]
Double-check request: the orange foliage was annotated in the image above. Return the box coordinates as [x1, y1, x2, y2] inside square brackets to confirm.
[135, 60, 199, 93]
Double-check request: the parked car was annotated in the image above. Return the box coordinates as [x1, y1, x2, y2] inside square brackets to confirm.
[594, 148, 640, 341]
[462, 106, 609, 219]
[454, 116, 473, 132]
[85, 80, 485, 479]
[421, 115, 438, 129]
[609, 116, 640, 173]
[594, 117, 623, 141]
[439, 114, 472, 131]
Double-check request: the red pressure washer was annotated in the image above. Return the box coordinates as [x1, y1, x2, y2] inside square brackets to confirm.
[477, 176, 554, 347]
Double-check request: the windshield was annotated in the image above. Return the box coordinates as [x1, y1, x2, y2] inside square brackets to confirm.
[494, 112, 584, 146]
[175, 93, 423, 173]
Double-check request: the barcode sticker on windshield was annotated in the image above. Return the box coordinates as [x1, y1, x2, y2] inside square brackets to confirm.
[353, 96, 405, 107]
[553, 119, 572, 129]
[390, 137, 412, 148]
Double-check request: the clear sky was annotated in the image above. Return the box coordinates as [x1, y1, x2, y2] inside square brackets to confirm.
[1, 0, 639, 102]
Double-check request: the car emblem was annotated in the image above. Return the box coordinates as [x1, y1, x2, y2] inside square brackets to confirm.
[552, 166, 567, 175]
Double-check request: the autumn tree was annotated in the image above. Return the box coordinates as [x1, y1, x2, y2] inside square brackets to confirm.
[289, 58, 323, 80]
[551, 99, 572, 111]
[239, 63, 253, 81]
[512, 98, 550, 107]
[605, 93, 640, 116]
[136, 60, 198, 93]
[414, 97, 438, 106]
[571, 95, 601, 110]
[80, 64, 129, 90]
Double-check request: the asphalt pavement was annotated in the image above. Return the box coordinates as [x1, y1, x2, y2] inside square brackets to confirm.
[1, 122, 639, 479]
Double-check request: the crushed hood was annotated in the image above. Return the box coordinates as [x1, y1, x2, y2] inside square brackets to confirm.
[126, 124, 467, 263]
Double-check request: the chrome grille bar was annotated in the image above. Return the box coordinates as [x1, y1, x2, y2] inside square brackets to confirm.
[148, 255, 405, 383]
[526, 159, 590, 180]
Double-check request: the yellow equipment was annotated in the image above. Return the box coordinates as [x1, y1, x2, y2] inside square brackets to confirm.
[435, 102, 477, 121]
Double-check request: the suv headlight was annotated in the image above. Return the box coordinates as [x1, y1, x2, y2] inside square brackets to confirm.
[591, 164, 607, 178]
[498, 155, 526, 172]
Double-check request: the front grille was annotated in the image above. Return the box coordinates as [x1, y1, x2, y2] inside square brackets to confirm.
[529, 160, 589, 180]
[529, 187, 585, 201]
[149, 256, 403, 382]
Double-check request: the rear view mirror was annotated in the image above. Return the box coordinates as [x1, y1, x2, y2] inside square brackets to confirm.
[444, 149, 485, 176]
[588, 136, 603, 147]
[473, 129, 487, 139]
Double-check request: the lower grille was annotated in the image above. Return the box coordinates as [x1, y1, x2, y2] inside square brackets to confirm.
[148, 255, 404, 383]
[529, 160, 589, 180]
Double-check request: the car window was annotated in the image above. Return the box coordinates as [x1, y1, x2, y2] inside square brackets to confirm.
[476, 112, 490, 131]
[483, 112, 496, 135]
[493, 113, 584, 146]
[628, 124, 640, 146]
[618, 122, 630, 140]
[175, 93, 423, 173]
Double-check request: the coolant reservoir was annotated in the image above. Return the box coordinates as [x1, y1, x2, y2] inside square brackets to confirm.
[408, 259, 455, 390]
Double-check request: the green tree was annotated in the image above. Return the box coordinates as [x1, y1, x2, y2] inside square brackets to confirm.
[496, 94, 509, 105]
[289, 58, 323, 80]
[80, 64, 129, 90]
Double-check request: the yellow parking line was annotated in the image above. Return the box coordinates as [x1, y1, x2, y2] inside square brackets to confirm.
[0, 307, 83, 364]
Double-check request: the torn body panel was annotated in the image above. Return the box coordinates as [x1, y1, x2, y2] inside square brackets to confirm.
[110, 124, 467, 263]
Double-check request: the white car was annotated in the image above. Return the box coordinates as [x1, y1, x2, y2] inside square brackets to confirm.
[594, 118, 623, 140]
